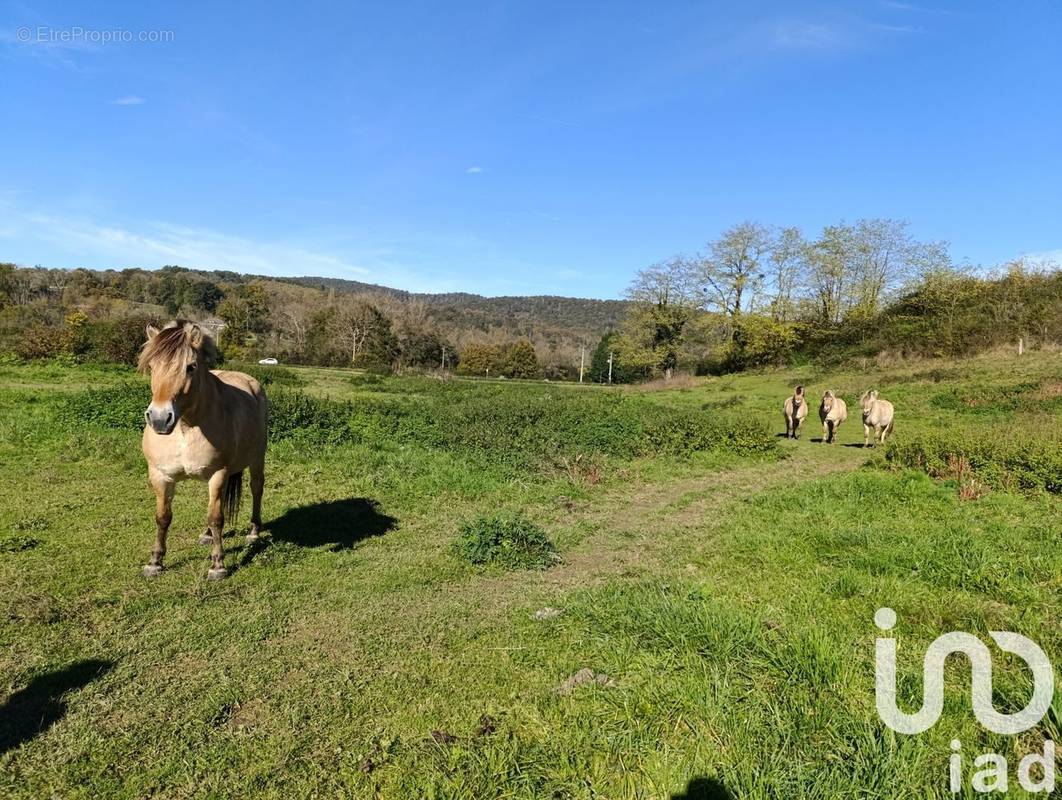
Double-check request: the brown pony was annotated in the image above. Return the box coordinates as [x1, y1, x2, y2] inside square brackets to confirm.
[818, 390, 848, 445]
[138, 321, 267, 580]
[783, 385, 808, 439]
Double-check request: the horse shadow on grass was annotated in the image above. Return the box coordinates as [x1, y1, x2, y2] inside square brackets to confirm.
[0, 659, 113, 754]
[239, 498, 397, 568]
[671, 777, 735, 800]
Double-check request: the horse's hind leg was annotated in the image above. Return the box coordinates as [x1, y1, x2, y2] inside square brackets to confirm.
[247, 460, 264, 541]
[144, 471, 174, 577]
[205, 470, 228, 580]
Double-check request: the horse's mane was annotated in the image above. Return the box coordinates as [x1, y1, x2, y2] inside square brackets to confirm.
[138, 321, 218, 385]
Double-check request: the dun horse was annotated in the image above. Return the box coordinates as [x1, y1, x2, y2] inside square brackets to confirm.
[819, 390, 848, 444]
[138, 321, 267, 580]
[783, 385, 808, 439]
[861, 390, 895, 447]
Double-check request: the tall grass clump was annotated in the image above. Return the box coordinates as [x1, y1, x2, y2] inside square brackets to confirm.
[452, 512, 559, 570]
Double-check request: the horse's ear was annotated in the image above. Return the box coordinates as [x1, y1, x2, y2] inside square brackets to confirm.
[146, 324, 159, 341]
[187, 325, 204, 349]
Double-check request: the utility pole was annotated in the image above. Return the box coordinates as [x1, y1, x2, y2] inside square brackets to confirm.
[607, 351, 614, 384]
[579, 346, 585, 384]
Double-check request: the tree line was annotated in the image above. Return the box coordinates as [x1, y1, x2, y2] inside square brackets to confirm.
[0, 264, 559, 376]
[600, 218, 1061, 381]
[2, 218, 1059, 381]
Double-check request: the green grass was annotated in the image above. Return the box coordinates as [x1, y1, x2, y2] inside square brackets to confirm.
[0, 352, 1059, 798]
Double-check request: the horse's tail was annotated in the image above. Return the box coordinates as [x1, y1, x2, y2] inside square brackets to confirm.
[224, 471, 243, 524]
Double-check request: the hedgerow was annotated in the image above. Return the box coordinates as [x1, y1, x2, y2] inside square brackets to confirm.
[66, 381, 778, 465]
[884, 429, 1062, 494]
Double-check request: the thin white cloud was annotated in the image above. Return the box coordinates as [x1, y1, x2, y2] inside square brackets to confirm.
[0, 200, 602, 296]
[0, 28, 98, 69]
[871, 23, 923, 34]
[465, 166, 483, 174]
[4, 210, 372, 279]
[769, 20, 847, 50]
[111, 95, 145, 106]
[1022, 250, 1062, 267]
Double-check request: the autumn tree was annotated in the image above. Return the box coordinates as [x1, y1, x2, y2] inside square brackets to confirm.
[500, 339, 539, 379]
[217, 283, 270, 349]
[456, 343, 501, 376]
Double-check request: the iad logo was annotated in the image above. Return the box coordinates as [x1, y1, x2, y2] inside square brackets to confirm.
[874, 608, 1056, 794]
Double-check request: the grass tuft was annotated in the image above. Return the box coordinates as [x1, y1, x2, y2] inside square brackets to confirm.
[453, 512, 559, 570]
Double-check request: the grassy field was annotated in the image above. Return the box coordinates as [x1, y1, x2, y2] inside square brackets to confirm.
[0, 351, 1059, 798]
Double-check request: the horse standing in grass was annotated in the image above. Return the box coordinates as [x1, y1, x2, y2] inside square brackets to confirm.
[138, 321, 267, 580]
[783, 385, 809, 439]
[819, 390, 848, 444]
[861, 390, 895, 447]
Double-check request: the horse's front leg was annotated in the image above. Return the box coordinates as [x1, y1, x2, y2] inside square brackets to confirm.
[864, 423, 871, 448]
[205, 470, 229, 580]
[143, 471, 174, 577]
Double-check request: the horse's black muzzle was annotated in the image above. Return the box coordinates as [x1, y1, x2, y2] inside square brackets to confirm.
[145, 404, 178, 435]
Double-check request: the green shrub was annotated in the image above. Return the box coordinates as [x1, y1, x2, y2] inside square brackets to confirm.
[267, 389, 355, 444]
[231, 363, 306, 387]
[89, 315, 160, 366]
[885, 430, 1062, 494]
[452, 512, 559, 570]
[16, 326, 73, 361]
[65, 382, 149, 431]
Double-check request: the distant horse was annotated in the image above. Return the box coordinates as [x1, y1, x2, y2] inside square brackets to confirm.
[861, 390, 895, 447]
[783, 385, 809, 439]
[819, 390, 848, 444]
[138, 321, 268, 580]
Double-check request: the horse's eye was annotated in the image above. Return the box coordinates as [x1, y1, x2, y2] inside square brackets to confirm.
[187, 364, 197, 374]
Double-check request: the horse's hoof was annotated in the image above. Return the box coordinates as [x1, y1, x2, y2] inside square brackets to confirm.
[142, 564, 163, 578]
[206, 567, 229, 581]
[245, 532, 259, 543]
[199, 533, 213, 545]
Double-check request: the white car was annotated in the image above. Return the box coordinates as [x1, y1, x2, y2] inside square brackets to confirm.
[258, 357, 279, 365]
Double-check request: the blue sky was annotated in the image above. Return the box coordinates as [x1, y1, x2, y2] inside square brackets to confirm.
[1, 1, 1060, 298]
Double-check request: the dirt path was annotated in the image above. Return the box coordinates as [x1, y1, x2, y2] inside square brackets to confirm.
[467, 441, 871, 604]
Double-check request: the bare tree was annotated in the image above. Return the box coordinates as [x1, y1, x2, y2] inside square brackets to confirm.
[334, 296, 380, 363]
[696, 222, 774, 318]
[766, 227, 807, 321]
[807, 224, 854, 324]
